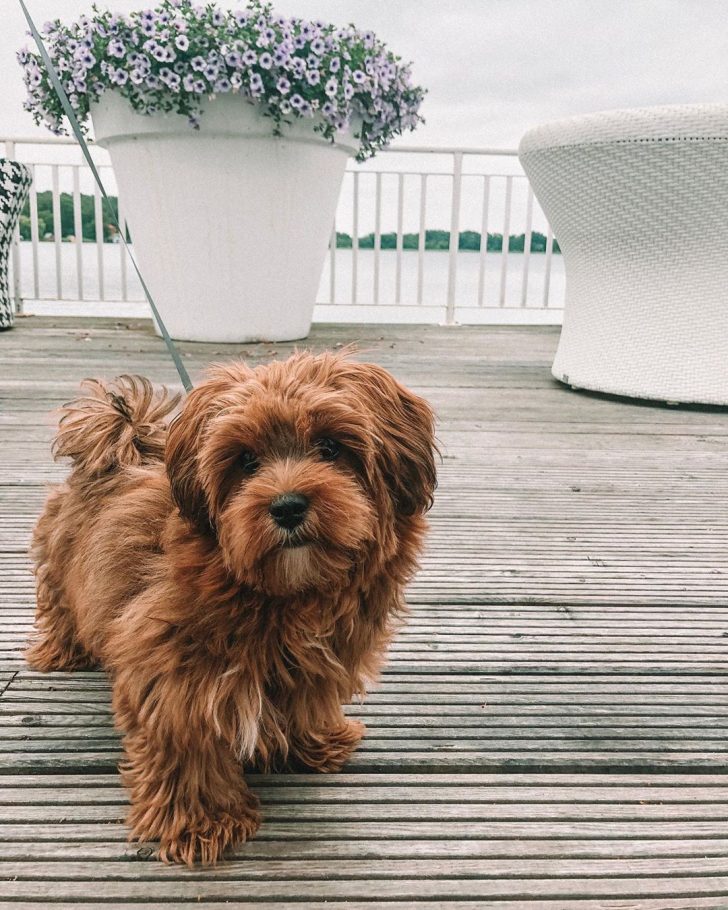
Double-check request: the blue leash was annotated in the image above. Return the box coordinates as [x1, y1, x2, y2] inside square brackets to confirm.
[18, 0, 194, 393]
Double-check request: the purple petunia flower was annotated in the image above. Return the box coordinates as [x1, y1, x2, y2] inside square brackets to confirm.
[212, 10, 225, 26]
[310, 38, 325, 55]
[190, 55, 206, 72]
[306, 69, 321, 86]
[289, 93, 304, 109]
[352, 69, 367, 84]
[329, 57, 341, 73]
[225, 51, 242, 68]
[214, 78, 231, 92]
[110, 68, 128, 86]
[242, 49, 257, 66]
[108, 39, 126, 59]
[259, 52, 273, 69]
[152, 45, 172, 63]
[163, 73, 181, 91]
[324, 77, 338, 97]
[175, 34, 189, 51]
[249, 72, 264, 96]
[276, 76, 290, 94]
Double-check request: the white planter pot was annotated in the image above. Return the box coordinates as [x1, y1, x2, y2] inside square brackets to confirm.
[91, 92, 359, 342]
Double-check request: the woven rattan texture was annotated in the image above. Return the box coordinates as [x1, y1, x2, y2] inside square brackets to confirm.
[520, 106, 728, 404]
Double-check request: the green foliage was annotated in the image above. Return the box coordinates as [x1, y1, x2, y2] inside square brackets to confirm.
[338, 229, 559, 253]
[18, 192, 122, 243]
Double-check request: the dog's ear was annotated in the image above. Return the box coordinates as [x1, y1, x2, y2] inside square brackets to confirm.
[338, 361, 437, 516]
[165, 364, 253, 533]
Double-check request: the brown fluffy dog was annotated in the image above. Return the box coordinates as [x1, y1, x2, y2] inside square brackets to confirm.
[28, 352, 436, 865]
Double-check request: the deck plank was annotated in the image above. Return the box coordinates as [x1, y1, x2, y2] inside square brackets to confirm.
[1, 315, 727, 906]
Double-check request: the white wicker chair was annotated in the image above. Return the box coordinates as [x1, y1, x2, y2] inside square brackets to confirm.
[519, 103, 728, 405]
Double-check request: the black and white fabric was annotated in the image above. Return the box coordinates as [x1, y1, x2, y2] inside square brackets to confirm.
[0, 160, 32, 330]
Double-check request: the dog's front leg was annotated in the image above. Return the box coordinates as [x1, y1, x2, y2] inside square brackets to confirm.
[114, 685, 261, 866]
[285, 680, 365, 773]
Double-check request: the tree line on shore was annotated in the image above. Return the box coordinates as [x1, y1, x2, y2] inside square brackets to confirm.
[18, 191, 560, 253]
[337, 229, 560, 253]
[18, 191, 122, 243]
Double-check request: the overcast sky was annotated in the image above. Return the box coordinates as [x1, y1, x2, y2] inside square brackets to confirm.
[3, 0, 728, 148]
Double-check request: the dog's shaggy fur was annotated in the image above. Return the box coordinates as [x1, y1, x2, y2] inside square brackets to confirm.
[28, 353, 436, 865]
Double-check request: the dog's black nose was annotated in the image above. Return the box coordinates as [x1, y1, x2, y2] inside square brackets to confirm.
[269, 492, 309, 530]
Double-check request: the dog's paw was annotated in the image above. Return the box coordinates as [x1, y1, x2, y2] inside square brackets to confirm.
[25, 635, 97, 672]
[156, 802, 262, 866]
[291, 718, 365, 773]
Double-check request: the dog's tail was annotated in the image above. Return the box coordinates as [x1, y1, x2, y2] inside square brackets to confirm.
[53, 375, 181, 476]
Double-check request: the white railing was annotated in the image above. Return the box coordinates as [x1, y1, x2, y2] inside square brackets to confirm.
[3, 136, 564, 325]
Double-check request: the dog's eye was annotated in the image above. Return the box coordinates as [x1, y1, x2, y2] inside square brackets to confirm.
[315, 437, 341, 461]
[238, 450, 259, 475]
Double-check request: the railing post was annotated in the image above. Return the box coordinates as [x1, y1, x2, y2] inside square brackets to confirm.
[373, 172, 382, 305]
[6, 140, 24, 315]
[417, 174, 427, 306]
[51, 165, 62, 300]
[499, 176, 513, 307]
[520, 186, 534, 307]
[73, 166, 84, 300]
[29, 164, 39, 300]
[395, 173, 404, 304]
[445, 151, 463, 325]
[351, 172, 359, 305]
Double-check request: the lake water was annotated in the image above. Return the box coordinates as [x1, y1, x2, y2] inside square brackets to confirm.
[12, 241, 565, 320]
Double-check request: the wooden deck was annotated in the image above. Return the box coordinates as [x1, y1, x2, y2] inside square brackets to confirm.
[1, 315, 728, 908]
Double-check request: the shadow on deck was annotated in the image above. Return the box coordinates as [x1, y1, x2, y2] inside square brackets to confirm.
[1, 315, 727, 908]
